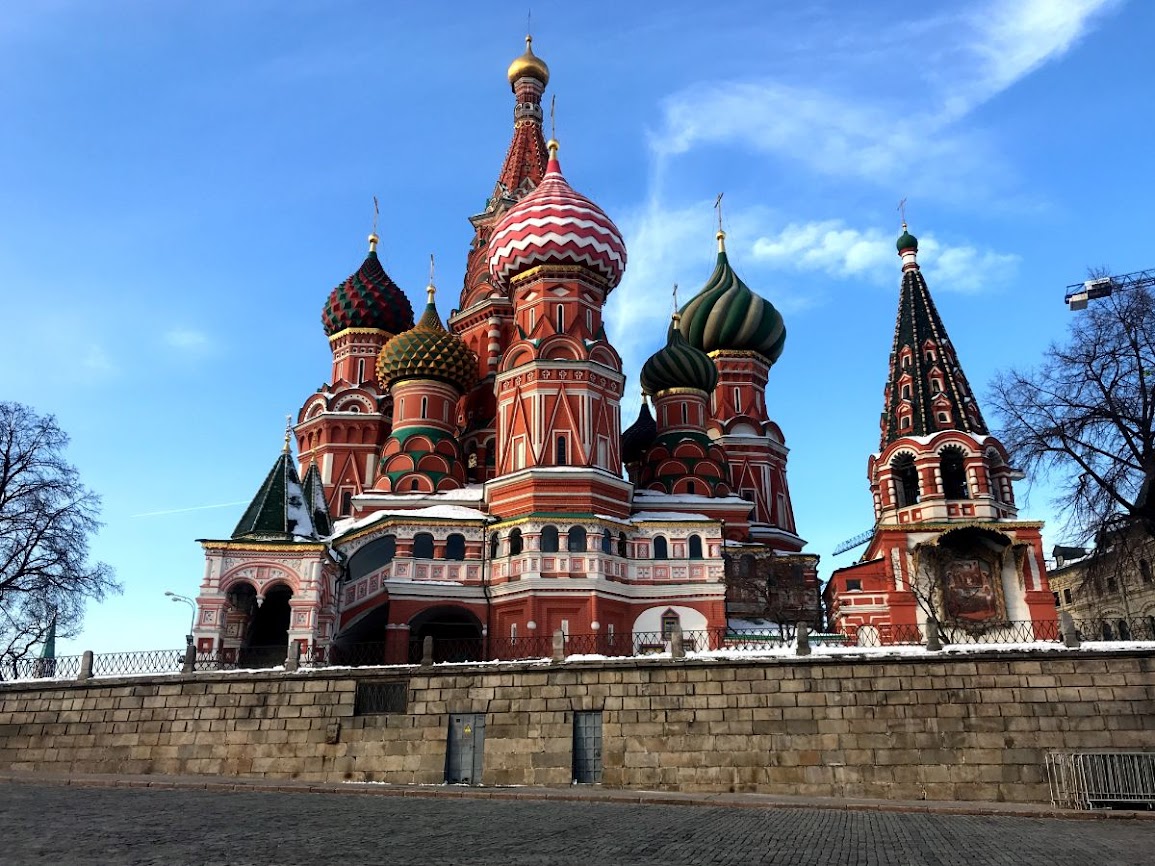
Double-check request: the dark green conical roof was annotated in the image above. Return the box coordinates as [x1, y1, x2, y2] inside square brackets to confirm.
[880, 227, 988, 447]
[301, 462, 332, 538]
[640, 318, 719, 396]
[621, 399, 657, 464]
[232, 448, 317, 541]
[678, 241, 786, 364]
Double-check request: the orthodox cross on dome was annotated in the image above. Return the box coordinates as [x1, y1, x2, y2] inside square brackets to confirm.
[427, 253, 437, 302]
[714, 192, 726, 252]
[897, 197, 907, 228]
[549, 94, 557, 142]
[369, 196, 380, 252]
[671, 283, 680, 320]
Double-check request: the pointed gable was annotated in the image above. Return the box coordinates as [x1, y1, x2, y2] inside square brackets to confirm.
[232, 450, 316, 541]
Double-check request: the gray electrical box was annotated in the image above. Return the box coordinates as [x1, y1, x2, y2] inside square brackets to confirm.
[445, 713, 485, 784]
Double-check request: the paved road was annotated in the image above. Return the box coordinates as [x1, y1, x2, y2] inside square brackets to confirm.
[2, 783, 1153, 865]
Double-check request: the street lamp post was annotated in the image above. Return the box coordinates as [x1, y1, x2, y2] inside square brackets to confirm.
[164, 591, 196, 645]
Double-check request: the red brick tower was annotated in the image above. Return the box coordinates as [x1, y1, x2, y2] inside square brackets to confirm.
[485, 137, 630, 520]
[295, 234, 414, 518]
[449, 36, 553, 483]
[677, 229, 802, 550]
[827, 224, 1055, 640]
[375, 281, 479, 493]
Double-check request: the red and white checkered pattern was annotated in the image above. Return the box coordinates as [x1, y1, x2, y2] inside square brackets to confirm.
[487, 156, 626, 290]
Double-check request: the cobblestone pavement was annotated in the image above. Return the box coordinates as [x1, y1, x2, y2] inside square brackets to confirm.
[2, 783, 1154, 865]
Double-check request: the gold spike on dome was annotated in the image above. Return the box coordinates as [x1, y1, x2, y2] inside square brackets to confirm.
[368, 232, 379, 253]
[507, 34, 550, 86]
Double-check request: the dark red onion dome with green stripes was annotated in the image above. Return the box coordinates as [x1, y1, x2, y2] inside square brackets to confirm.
[376, 287, 479, 394]
[677, 234, 786, 365]
[640, 316, 719, 396]
[321, 236, 415, 337]
[621, 399, 658, 465]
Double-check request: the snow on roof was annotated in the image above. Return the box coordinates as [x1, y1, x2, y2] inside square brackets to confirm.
[631, 511, 711, 522]
[333, 504, 488, 535]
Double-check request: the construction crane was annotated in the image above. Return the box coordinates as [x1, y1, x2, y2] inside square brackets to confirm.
[1065, 268, 1155, 310]
[832, 527, 875, 556]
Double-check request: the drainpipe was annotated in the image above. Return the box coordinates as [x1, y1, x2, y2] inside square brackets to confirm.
[481, 517, 494, 660]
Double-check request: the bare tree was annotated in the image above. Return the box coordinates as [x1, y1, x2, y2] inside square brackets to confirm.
[724, 552, 821, 636]
[0, 402, 119, 672]
[990, 274, 1155, 543]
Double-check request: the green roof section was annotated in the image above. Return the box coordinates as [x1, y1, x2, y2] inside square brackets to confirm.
[301, 462, 332, 538]
[880, 228, 989, 448]
[232, 448, 318, 542]
[678, 249, 786, 364]
[640, 318, 719, 396]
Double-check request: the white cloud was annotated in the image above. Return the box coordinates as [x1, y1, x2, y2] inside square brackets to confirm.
[749, 220, 1019, 292]
[80, 344, 116, 376]
[164, 328, 211, 352]
[652, 0, 1119, 195]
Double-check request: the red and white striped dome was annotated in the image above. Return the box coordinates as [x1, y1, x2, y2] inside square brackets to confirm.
[487, 147, 627, 291]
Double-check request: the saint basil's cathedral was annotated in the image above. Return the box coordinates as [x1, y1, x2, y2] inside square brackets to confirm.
[190, 38, 1054, 661]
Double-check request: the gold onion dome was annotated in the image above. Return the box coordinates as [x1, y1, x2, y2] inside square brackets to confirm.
[507, 34, 550, 86]
[376, 286, 479, 394]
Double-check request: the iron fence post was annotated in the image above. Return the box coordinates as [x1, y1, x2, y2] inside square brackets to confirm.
[421, 635, 434, 667]
[925, 618, 942, 652]
[77, 650, 93, 681]
[795, 622, 811, 656]
[1059, 611, 1081, 648]
[181, 643, 196, 674]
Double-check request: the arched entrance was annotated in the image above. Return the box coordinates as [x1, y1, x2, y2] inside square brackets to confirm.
[240, 583, 293, 668]
[332, 602, 391, 666]
[408, 605, 483, 663]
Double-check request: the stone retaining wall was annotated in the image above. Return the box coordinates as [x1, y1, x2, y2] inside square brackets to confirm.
[2, 650, 1154, 803]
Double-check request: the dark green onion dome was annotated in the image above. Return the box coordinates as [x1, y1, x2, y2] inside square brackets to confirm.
[321, 235, 415, 337]
[896, 225, 918, 253]
[640, 317, 719, 396]
[376, 287, 479, 394]
[678, 238, 786, 365]
[621, 399, 657, 464]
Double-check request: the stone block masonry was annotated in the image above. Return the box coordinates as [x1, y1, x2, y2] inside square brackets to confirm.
[2, 649, 1155, 804]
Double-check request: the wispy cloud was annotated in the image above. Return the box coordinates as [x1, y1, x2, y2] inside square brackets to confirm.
[80, 344, 116, 376]
[130, 500, 249, 518]
[749, 220, 1019, 292]
[164, 328, 212, 352]
[652, 0, 1120, 196]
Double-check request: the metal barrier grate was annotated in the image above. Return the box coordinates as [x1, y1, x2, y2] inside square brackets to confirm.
[1047, 751, 1155, 810]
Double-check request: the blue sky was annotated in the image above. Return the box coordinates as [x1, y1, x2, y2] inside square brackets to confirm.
[1, 0, 1150, 653]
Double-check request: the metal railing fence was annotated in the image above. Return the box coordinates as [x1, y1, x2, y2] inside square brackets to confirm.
[4, 618, 1152, 683]
[1047, 751, 1155, 810]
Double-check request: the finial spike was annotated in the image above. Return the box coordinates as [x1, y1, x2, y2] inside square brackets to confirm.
[283, 415, 292, 453]
[897, 197, 907, 229]
[368, 196, 380, 251]
[426, 254, 436, 304]
[549, 93, 556, 141]
[672, 283, 680, 315]
[714, 193, 727, 252]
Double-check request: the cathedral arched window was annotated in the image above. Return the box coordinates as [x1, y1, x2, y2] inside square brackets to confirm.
[688, 534, 703, 559]
[555, 435, 568, 466]
[445, 533, 466, 561]
[412, 532, 434, 559]
[489, 532, 499, 559]
[541, 525, 559, 553]
[733, 387, 741, 412]
[556, 305, 564, 332]
[654, 536, 669, 560]
[901, 384, 911, 400]
[617, 532, 628, 558]
[601, 529, 612, 554]
[892, 454, 920, 507]
[567, 525, 587, 553]
[420, 397, 428, 420]
[508, 528, 523, 556]
[940, 447, 968, 500]
[681, 403, 689, 424]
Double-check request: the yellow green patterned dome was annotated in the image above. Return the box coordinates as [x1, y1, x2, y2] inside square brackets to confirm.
[376, 288, 479, 394]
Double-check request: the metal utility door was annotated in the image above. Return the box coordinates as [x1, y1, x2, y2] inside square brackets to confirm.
[446, 713, 485, 784]
[572, 711, 603, 783]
